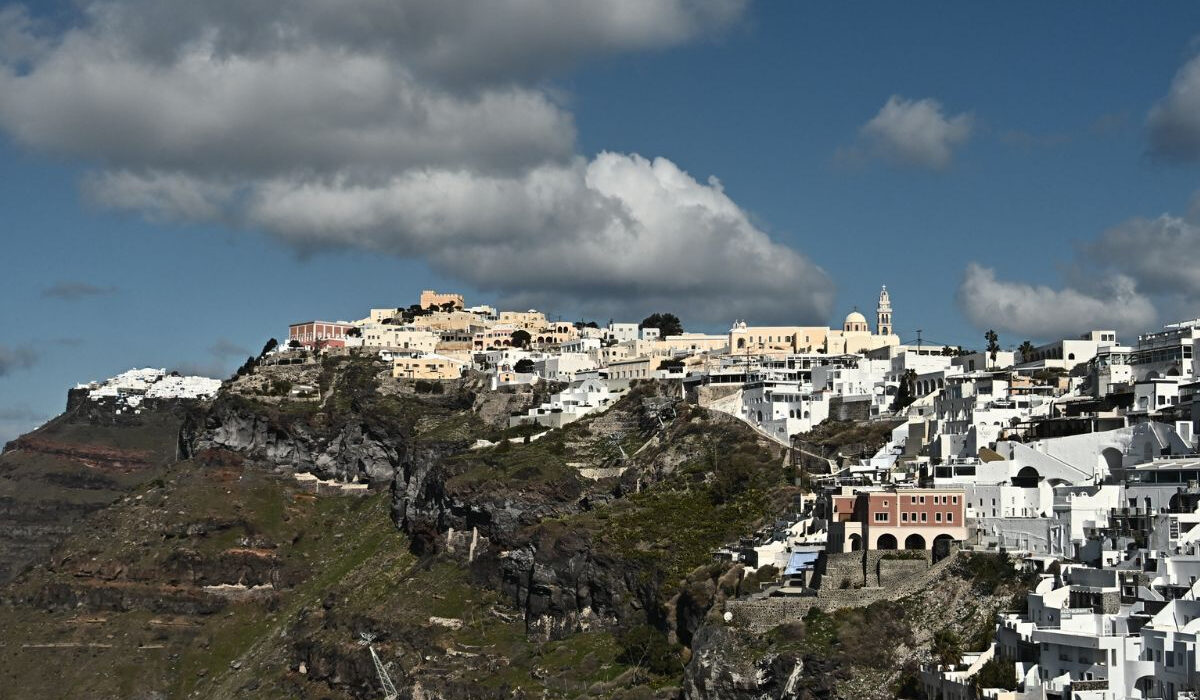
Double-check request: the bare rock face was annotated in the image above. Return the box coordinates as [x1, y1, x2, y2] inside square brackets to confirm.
[185, 398, 405, 485]
[682, 623, 802, 700]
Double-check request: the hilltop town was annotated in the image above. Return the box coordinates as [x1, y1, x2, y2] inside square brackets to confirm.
[9, 285, 1200, 699]
[262, 287, 1200, 700]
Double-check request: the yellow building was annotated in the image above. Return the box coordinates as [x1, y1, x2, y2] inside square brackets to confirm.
[392, 353, 466, 380]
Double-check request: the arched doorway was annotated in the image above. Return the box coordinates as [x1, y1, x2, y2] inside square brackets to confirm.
[933, 534, 955, 562]
[849, 533, 862, 552]
[1013, 466, 1040, 487]
[904, 534, 926, 550]
[877, 533, 898, 550]
[1100, 447, 1123, 478]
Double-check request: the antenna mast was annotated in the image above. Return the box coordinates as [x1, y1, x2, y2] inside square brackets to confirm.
[358, 633, 398, 700]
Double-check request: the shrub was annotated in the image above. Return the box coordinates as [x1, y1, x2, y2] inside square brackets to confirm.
[972, 656, 1019, 691]
[616, 624, 683, 676]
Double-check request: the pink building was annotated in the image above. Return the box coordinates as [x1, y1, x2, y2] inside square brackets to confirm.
[828, 487, 967, 553]
[288, 320, 354, 348]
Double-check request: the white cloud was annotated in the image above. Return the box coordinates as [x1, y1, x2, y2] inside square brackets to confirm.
[1084, 214, 1200, 298]
[844, 95, 973, 171]
[0, 0, 835, 324]
[957, 263, 1156, 341]
[83, 170, 235, 222]
[247, 153, 835, 323]
[1147, 54, 1200, 161]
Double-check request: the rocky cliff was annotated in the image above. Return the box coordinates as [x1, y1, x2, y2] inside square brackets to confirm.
[5, 354, 912, 699]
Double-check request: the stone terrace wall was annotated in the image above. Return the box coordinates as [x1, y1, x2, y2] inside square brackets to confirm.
[726, 549, 962, 633]
[877, 558, 930, 587]
[816, 551, 867, 592]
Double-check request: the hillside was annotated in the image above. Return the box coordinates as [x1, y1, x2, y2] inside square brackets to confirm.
[0, 356, 1022, 699]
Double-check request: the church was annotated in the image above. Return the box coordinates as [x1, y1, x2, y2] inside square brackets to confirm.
[823, 286, 900, 355]
[727, 286, 898, 355]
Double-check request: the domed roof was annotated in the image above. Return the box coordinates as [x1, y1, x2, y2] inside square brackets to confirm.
[844, 310, 867, 325]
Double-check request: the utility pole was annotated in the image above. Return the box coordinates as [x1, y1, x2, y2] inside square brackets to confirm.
[358, 633, 398, 700]
[916, 329, 923, 354]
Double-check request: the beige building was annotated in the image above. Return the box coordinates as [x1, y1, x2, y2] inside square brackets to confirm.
[363, 308, 401, 324]
[824, 287, 900, 355]
[603, 355, 665, 380]
[656, 333, 729, 354]
[474, 325, 520, 350]
[498, 310, 549, 331]
[728, 323, 829, 354]
[360, 324, 439, 352]
[392, 353, 466, 380]
[419, 290, 464, 310]
[728, 286, 899, 357]
[530, 322, 579, 347]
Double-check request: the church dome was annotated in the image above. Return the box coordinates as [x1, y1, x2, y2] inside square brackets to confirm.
[844, 310, 867, 325]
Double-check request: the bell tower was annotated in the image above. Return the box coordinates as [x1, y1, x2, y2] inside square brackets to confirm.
[876, 285, 893, 336]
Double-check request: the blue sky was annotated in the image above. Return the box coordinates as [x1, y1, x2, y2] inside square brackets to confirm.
[2, 1, 1200, 441]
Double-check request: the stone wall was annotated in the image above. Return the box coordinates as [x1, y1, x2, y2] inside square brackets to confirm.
[816, 551, 866, 592]
[829, 395, 871, 423]
[877, 558, 929, 587]
[725, 549, 963, 633]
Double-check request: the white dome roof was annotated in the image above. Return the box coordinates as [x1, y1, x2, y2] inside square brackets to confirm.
[844, 310, 867, 325]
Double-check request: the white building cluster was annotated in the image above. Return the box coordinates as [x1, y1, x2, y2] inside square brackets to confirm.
[76, 368, 222, 411]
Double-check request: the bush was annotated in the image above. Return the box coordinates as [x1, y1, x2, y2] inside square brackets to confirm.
[972, 656, 1018, 691]
[616, 624, 683, 676]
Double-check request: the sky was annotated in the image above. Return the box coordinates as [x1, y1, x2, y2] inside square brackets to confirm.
[3, 1, 1200, 442]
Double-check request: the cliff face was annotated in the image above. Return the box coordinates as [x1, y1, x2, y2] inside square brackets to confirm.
[185, 396, 407, 484]
[0, 395, 198, 584]
[0, 358, 804, 699]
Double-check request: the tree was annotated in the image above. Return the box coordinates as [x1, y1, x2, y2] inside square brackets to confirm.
[440, 301, 457, 313]
[890, 369, 917, 413]
[287, 339, 302, 349]
[640, 312, 684, 337]
[931, 628, 962, 668]
[513, 358, 535, 374]
[233, 355, 257, 379]
[511, 329, 531, 348]
[258, 338, 278, 359]
[346, 326, 362, 338]
[1018, 340, 1035, 363]
[984, 329, 1000, 367]
[972, 656, 1019, 691]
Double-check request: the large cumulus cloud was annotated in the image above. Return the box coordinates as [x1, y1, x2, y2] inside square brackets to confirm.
[1148, 54, 1200, 161]
[957, 263, 1156, 341]
[954, 195, 1200, 340]
[0, 0, 835, 324]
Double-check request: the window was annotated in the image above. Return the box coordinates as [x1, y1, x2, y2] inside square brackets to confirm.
[911, 496, 917, 504]
[935, 513, 942, 522]
[874, 512, 888, 522]
[947, 513, 954, 523]
[921, 513, 928, 522]
[952, 496, 959, 504]
[919, 496, 926, 504]
[901, 513, 908, 522]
